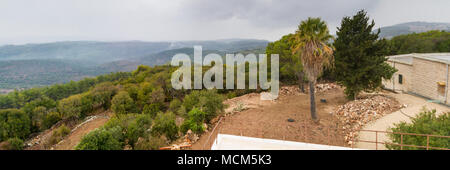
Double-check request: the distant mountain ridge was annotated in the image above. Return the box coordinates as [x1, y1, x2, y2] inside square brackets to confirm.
[0, 59, 102, 89]
[0, 39, 268, 89]
[0, 39, 268, 64]
[378, 21, 450, 38]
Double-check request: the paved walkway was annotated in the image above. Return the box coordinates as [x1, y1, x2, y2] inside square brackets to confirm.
[356, 92, 449, 150]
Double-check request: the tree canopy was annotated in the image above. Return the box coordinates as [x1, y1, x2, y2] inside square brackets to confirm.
[334, 10, 397, 100]
[387, 30, 450, 55]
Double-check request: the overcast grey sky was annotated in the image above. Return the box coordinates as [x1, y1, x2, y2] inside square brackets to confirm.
[1, 0, 449, 45]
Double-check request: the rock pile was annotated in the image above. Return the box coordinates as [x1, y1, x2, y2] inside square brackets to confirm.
[332, 95, 402, 145]
[279, 86, 301, 96]
[315, 83, 339, 93]
[185, 130, 200, 144]
[279, 83, 339, 96]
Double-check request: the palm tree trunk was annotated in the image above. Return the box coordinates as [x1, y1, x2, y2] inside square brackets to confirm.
[297, 72, 305, 93]
[309, 82, 318, 121]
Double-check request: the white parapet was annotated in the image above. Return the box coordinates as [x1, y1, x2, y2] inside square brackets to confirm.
[211, 134, 362, 150]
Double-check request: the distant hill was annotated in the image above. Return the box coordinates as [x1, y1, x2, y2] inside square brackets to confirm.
[0, 39, 268, 64]
[0, 39, 268, 89]
[0, 59, 104, 89]
[0, 41, 171, 64]
[99, 46, 267, 73]
[139, 48, 227, 66]
[378, 22, 450, 39]
[166, 39, 268, 52]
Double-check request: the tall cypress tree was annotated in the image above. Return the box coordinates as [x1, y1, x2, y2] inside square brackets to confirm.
[334, 10, 397, 100]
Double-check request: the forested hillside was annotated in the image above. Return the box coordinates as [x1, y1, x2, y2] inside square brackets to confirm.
[0, 60, 267, 150]
[378, 22, 450, 39]
[386, 30, 450, 55]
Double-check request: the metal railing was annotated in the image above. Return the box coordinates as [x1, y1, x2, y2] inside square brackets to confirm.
[199, 116, 450, 150]
[201, 118, 347, 150]
[202, 117, 223, 150]
[351, 129, 450, 150]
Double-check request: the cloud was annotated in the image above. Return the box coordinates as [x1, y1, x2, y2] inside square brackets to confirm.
[180, 0, 376, 28]
[0, 0, 448, 45]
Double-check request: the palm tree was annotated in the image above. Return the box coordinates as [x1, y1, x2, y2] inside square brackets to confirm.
[291, 17, 334, 122]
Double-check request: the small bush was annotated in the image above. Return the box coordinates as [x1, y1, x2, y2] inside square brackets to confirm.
[111, 91, 136, 115]
[168, 99, 182, 112]
[99, 113, 153, 149]
[31, 106, 47, 131]
[0, 109, 31, 141]
[142, 103, 161, 118]
[75, 126, 124, 150]
[126, 114, 152, 147]
[47, 124, 71, 146]
[58, 94, 83, 119]
[41, 111, 62, 130]
[226, 92, 237, 99]
[177, 106, 187, 118]
[182, 90, 224, 122]
[180, 108, 206, 134]
[104, 114, 135, 130]
[386, 109, 449, 150]
[90, 82, 118, 109]
[134, 135, 166, 150]
[5, 138, 24, 150]
[151, 112, 178, 141]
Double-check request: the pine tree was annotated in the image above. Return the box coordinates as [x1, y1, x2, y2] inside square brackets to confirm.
[334, 10, 397, 100]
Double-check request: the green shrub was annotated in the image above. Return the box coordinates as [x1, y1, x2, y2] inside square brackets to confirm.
[58, 94, 83, 119]
[177, 106, 187, 118]
[181, 108, 206, 134]
[136, 83, 166, 108]
[41, 111, 61, 130]
[90, 82, 118, 109]
[75, 126, 124, 150]
[134, 135, 166, 150]
[149, 87, 166, 104]
[104, 114, 135, 130]
[0, 109, 31, 141]
[151, 112, 178, 141]
[80, 93, 94, 116]
[111, 91, 136, 115]
[142, 103, 161, 118]
[126, 114, 152, 147]
[386, 109, 449, 150]
[182, 90, 224, 122]
[30, 106, 47, 131]
[21, 96, 56, 122]
[97, 113, 153, 149]
[168, 99, 182, 112]
[123, 83, 139, 101]
[226, 92, 237, 99]
[5, 137, 24, 150]
[47, 124, 71, 146]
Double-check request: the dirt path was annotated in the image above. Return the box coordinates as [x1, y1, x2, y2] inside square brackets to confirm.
[356, 92, 450, 150]
[191, 85, 348, 150]
[52, 112, 111, 150]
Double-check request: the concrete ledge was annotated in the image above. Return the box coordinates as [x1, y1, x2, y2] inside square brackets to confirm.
[211, 134, 362, 150]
